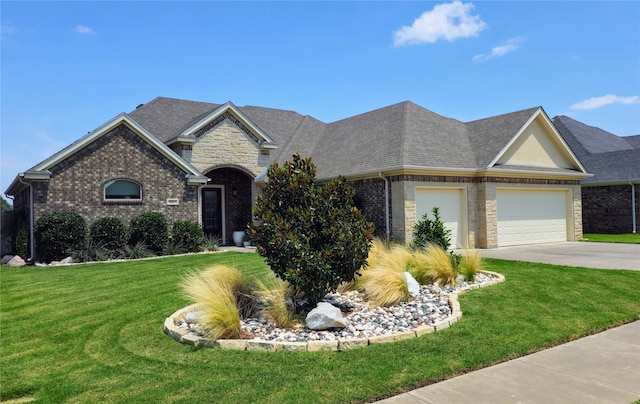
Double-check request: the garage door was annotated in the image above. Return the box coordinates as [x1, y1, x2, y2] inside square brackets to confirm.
[496, 189, 568, 246]
[415, 188, 466, 248]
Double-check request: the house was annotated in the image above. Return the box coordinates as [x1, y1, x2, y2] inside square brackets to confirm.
[553, 116, 640, 234]
[5, 97, 590, 260]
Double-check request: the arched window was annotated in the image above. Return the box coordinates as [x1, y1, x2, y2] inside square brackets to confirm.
[104, 179, 141, 200]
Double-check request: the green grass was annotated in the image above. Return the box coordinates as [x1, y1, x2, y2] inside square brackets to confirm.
[582, 233, 640, 244]
[1, 252, 639, 403]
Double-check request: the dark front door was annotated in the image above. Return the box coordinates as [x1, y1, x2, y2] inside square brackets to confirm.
[202, 188, 222, 238]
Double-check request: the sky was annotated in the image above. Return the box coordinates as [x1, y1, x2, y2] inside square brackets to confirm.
[1, 1, 639, 196]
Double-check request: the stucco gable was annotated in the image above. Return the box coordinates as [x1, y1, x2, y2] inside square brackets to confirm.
[489, 109, 587, 173]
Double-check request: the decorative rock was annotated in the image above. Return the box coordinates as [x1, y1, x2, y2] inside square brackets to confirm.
[61, 257, 73, 264]
[1, 255, 14, 264]
[7, 255, 26, 267]
[306, 302, 347, 330]
[185, 311, 205, 323]
[404, 272, 421, 298]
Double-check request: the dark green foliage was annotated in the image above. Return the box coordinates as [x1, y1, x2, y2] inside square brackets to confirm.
[35, 211, 88, 262]
[171, 220, 205, 253]
[412, 207, 452, 251]
[90, 217, 127, 251]
[128, 212, 168, 252]
[14, 223, 27, 258]
[249, 153, 375, 306]
[71, 240, 112, 262]
[0, 196, 12, 211]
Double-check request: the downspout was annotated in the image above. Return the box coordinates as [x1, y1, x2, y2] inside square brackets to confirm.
[379, 172, 390, 243]
[631, 181, 637, 234]
[17, 175, 35, 262]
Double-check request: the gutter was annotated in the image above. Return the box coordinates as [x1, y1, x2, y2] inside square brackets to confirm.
[17, 174, 35, 262]
[379, 172, 390, 243]
[631, 181, 637, 234]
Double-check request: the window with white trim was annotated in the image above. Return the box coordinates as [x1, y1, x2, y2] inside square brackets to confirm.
[104, 179, 141, 200]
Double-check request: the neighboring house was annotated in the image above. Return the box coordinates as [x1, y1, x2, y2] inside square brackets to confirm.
[553, 116, 640, 234]
[5, 97, 589, 261]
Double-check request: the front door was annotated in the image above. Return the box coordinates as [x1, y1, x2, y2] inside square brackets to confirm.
[202, 188, 223, 239]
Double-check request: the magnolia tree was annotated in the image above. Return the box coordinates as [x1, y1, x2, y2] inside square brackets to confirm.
[249, 153, 374, 306]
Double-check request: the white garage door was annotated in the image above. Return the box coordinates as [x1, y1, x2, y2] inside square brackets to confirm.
[496, 189, 568, 246]
[415, 188, 466, 248]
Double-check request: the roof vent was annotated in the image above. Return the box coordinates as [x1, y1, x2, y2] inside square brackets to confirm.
[136, 104, 144, 109]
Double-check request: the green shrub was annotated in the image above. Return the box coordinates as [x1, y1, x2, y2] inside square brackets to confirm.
[71, 240, 112, 263]
[412, 207, 452, 251]
[14, 219, 27, 258]
[249, 153, 375, 306]
[35, 211, 87, 262]
[121, 241, 154, 259]
[90, 217, 127, 251]
[172, 220, 204, 253]
[128, 212, 168, 253]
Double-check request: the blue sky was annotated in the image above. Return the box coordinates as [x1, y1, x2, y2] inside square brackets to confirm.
[2, 1, 639, 195]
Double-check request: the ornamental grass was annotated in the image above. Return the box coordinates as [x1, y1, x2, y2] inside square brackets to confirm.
[458, 248, 482, 282]
[181, 264, 244, 340]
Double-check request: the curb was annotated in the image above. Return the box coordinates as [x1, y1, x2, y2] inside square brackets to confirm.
[164, 270, 505, 351]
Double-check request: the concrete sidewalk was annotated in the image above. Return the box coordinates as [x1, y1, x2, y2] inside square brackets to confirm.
[375, 321, 640, 404]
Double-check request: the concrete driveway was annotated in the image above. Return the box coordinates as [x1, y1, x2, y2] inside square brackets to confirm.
[477, 242, 640, 271]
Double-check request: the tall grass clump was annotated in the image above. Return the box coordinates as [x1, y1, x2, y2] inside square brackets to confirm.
[253, 274, 297, 328]
[422, 244, 458, 286]
[359, 266, 410, 307]
[458, 248, 482, 282]
[181, 265, 244, 340]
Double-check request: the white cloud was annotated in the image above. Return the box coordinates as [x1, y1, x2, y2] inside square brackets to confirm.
[473, 37, 523, 63]
[1, 25, 16, 41]
[393, 1, 487, 46]
[75, 25, 95, 35]
[570, 94, 639, 110]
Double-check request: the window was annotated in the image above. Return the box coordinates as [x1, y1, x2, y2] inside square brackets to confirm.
[104, 179, 141, 200]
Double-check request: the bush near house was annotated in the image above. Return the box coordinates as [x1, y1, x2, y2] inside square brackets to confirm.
[35, 211, 88, 262]
[90, 217, 127, 251]
[172, 220, 205, 253]
[412, 207, 451, 251]
[249, 153, 375, 306]
[128, 211, 168, 253]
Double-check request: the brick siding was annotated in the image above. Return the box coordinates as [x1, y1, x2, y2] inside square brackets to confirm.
[582, 185, 639, 234]
[31, 124, 199, 251]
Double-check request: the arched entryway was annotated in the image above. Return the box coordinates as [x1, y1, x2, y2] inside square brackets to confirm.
[202, 165, 255, 245]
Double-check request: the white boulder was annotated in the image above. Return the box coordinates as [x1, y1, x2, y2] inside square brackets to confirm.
[404, 272, 421, 298]
[306, 302, 348, 330]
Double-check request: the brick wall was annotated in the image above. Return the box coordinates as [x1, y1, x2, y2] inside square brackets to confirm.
[32, 124, 199, 237]
[348, 178, 390, 238]
[582, 184, 638, 234]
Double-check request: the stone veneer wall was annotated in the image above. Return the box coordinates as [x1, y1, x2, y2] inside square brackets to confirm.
[582, 184, 639, 234]
[30, 124, 199, 252]
[187, 119, 271, 176]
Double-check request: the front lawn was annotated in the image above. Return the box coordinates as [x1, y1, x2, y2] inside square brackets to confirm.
[582, 233, 640, 244]
[1, 252, 639, 403]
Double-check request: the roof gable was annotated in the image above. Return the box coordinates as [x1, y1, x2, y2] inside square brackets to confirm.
[488, 109, 587, 173]
[178, 102, 278, 149]
[33, 114, 206, 184]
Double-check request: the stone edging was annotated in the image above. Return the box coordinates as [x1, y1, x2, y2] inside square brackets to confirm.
[163, 270, 505, 351]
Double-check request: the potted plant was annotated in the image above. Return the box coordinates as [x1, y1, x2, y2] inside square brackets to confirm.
[232, 214, 247, 247]
[242, 233, 251, 248]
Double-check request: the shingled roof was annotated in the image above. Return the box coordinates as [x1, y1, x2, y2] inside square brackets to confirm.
[127, 97, 570, 179]
[553, 115, 640, 184]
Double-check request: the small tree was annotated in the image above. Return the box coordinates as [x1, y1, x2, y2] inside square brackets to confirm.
[249, 153, 374, 306]
[412, 207, 452, 251]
